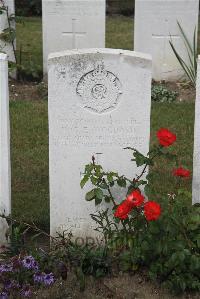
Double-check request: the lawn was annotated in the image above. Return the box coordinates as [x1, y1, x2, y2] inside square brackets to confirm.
[11, 16, 195, 230]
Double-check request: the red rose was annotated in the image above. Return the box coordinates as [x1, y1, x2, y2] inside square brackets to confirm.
[114, 200, 132, 220]
[157, 128, 176, 147]
[144, 201, 161, 221]
[173, 167, 190, 178]
[126, 189, 145, 207]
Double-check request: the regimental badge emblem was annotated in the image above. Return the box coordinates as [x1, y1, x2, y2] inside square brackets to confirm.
[76, 64, 122, 113]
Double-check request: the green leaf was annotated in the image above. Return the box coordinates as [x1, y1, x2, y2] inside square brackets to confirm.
[98, 182, 108, 189]
[135, 180, 147, 188]
[132, 150, 152, 167]
[107, 173, 113, 182]
[80, 175, 89, 188]
[104, 196, 111, 203]
[85, 163, 94, 174]
[95, 188, 104, 200]
[91, 176, 98, 185]
[117, 178, 126, 187]
[85, 189, 96, 201]
[95, 197, 102, 205]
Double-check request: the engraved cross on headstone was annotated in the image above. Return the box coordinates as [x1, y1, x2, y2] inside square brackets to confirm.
[62, 18, 86, 49]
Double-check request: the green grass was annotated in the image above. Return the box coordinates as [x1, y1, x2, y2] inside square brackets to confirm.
[106, 16, 133, 50]
[150, 103, 194, 200]
[16, 17, 43, 76]
[10, 101, 49, 230]
[10, 101, 195, 229]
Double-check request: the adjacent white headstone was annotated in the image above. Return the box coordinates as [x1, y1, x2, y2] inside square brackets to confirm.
[48, 48, 152, 240]
[0, 53, 11, 245]
[193, 56, 200, 204]
[134, 0, 199, 81]
[0, 0, 16, 63]
[42, 0, 105, 74]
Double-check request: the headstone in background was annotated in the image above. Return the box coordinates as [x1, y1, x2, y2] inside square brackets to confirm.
[42, 0, 105, 74]
[134, 0, 199, 81]
[48, 48, 152, 240]
[193, 56, 200, 204]
[0, 0, 16, 63]
[0, 53, 11, 245]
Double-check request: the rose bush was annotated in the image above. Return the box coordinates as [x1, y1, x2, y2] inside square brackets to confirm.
[81, 127, 176, 233]
[81, 128, 200, 294]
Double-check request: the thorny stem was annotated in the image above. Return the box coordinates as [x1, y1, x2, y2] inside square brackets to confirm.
[135, 152, 159, 182]
[107, 183, 117, 207]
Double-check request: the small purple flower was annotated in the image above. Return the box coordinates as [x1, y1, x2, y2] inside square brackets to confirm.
[0, 264, 13, 273]
[43, 273, 55, 286]
[3, 279, 19, 292]
[0, 292, 8, 299]
[4, 280, 12, 290]
[20, 286, 32, 298]
[22, 256, 38, 271]
[33, 272, 44, 284]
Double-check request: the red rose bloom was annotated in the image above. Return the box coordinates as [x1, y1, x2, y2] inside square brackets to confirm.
[114, 200, 132, 220]
[173, 167, 190, 178]
[144, 201, 161, 221]
[157, 128, 176, 147]
[126, 189, 145, 207]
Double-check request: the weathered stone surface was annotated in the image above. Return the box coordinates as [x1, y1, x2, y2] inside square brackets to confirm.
[42, 0, 105, 74]
[0, 0, 16, 63]
[193, 56, 200, 204]
[0, 53, 11, 244]
[134, 0, 199, 81]
[48, 49, 152, 240]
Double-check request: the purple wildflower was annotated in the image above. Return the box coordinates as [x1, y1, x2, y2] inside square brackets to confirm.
[0, 264, 13, 273]
[22, 256, 38, 271]
[3, 280, 19, 291]
[33, 272, 44, 284]
[0, 292, 8, 299]
[20, 286, 32, 298]
[4, 280, 12, 290]
[43, 273, 55, 286]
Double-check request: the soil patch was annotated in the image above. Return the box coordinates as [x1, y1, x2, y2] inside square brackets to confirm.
[36, 272, 200, 299]
[9, 79, 44, 101]
[163, 81, 195, 102]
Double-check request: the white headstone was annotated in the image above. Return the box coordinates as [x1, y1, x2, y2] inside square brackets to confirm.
[42, 0, 105, 74]
[193, 56, 200, 204]
[134, 0, 199, 81]
[48, 48, 152, 240]
[0, 0, 16, 63]
[0, 53, 11, 245]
